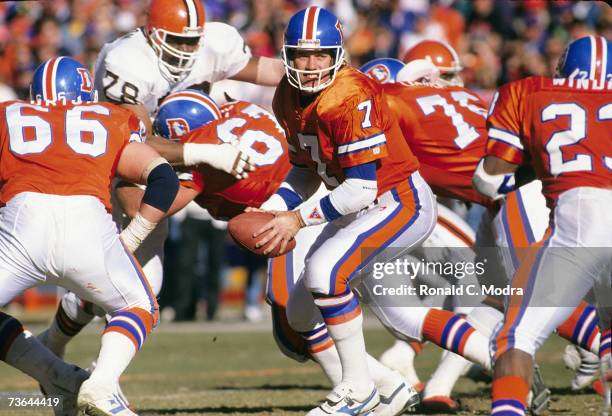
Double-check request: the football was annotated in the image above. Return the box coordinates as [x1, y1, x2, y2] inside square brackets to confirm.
[228, 211, 297, 257]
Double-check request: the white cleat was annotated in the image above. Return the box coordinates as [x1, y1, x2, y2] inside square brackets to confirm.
[41, 363, 89, 416]
[373, 372, 419, 416]
[563, 345, 600, 390]
[307, 383, 379, 416]
[77, 379, 136, 416]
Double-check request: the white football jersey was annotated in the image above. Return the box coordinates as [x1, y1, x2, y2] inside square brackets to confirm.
[94, 22, 251, 114]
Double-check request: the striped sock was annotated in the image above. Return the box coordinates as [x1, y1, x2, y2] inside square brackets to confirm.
[90, 308, 154, 384]
[600, 328, 611, 361]
[314, 291, 372, 396]
[300, 327, 342, 386]
[557, 302, 600, 355]
[491, 376, 528, 415]
[422, 309, 491, 370]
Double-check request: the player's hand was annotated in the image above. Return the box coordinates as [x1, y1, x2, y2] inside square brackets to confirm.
[253, 211, 303, 255]
[182, 143, 256, 179]
[213, 143, 256, 180]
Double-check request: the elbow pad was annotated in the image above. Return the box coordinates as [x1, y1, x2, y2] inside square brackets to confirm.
[143, 162, 179, 212]
[472, 159, 517, 200]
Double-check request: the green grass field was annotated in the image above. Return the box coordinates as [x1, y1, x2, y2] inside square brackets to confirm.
[0, 316, 604, 415]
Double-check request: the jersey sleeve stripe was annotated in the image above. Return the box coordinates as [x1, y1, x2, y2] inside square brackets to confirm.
[488, 127, 524, 150]
[337, 132, 386, 155]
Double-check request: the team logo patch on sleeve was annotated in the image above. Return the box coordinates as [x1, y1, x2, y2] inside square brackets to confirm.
[308, 207, 323, 220]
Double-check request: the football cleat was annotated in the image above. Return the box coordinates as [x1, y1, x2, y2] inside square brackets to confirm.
[40, 362, 89, 416]
[529, 364, 551, 416]
[307, 383, 379, 416]
[563, 345, 600, 390]
[373, 372, 419, 416]
[77, 379, 136, 416]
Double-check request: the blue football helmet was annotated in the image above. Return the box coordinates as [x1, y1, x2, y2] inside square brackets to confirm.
[556, 35, 611, 82]
[282, 6, 345, 92]
[359, 58, 405, 84]
[153, 89, 221, 141]
[30, 56, 96, 102]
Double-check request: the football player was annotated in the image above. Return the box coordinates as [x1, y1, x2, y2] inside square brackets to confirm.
[0, 57, 179, 416]
[251, 7, 439, 415]
[40, 0, 287, 357]
[472, 35, 612, 416]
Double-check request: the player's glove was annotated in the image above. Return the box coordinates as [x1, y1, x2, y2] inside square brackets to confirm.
[182, 142, 256, 180]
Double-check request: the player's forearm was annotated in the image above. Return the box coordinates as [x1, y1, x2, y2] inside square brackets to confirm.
[472, 156, 520, 200]
[120, 162, 179, 252]
[232, 56, 285, 86]
[260, 166, 322, 211]
[296, 163, 378, 226]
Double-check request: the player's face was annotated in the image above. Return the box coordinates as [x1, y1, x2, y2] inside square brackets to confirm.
[292, 50, 334, 90]
[163, 34, 200, 67]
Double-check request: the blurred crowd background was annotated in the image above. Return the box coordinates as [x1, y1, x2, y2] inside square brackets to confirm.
[1, 0, 609, 321]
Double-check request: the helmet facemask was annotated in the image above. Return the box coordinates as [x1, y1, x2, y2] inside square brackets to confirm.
[282, 43, 345, 93]
[149, 29, 203, 83]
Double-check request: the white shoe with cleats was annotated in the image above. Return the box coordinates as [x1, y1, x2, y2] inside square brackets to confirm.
[373, 371, 419, 416]
[563, 345, 600, 390]
[77, 379, 136, 416]
[40, 362, 89, 416]
[307, 383, 379, 416]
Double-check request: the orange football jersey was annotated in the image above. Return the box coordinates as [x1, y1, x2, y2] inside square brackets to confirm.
[180, 101, 291, 220]
[0, 100, 142, 210]
[486, 76, 612, 208]
[383, 82, 494, 208]
[273, 66, 418, 195]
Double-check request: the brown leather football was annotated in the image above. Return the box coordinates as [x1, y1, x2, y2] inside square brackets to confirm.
[228, 211, 296, 257]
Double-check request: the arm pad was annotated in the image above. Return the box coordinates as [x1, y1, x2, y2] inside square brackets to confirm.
[472, 159, 517, 200]
[298, 177, 378, 226]
[142, 163, 179, 212]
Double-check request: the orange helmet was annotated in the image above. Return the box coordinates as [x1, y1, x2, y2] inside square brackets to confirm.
[402, 40, 463, 86]
[146, 0, 206, 81]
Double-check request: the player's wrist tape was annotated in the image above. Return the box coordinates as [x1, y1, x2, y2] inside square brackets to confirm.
[182, 143, 225, 168]
[143, 163, 179, 213]
[472, 159, 517, 200]
[120, 213, 158, 253]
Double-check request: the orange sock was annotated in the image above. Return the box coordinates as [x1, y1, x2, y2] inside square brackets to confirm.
[557, 301, 600, 354]
[491, 375, 528, 415]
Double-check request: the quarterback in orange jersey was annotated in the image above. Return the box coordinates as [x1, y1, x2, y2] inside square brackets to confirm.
[473, 36, 612, 416]
[251, 7, 438, 415]
[0, 57, 179, 415]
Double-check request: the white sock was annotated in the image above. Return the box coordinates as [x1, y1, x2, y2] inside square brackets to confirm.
[326, 312, 373, 398]
[379, 340, 421, 386]
[423, 350, 471, 398]
[462, 329, 492, 372]
[88, 332, 136, 385]
[310, 344, 343, 386]
[466, 306, 504, 337]
[5, 330, 62, 386]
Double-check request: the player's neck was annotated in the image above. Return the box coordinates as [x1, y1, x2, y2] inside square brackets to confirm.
[299, 92, 318, 108]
